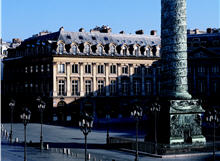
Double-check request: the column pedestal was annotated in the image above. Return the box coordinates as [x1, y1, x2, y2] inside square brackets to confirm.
[156, 99, 206, 146]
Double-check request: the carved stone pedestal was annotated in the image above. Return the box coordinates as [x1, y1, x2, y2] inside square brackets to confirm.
[155, 99, 206, 147]
[168, 99, 206, 145]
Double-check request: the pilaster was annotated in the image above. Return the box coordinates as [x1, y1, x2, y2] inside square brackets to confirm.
[66, 62, 71, 96]
[80, 62, 84, 96]
[53, 62, 57, 96]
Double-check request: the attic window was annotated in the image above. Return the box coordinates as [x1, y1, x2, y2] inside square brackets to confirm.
[79, 36, 84, 40]
[67, 35, 71, 39]
[104, 37, 108, 41]
[92, 36, 96, 40]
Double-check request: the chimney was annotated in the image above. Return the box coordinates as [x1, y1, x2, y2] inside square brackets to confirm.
[150, 30, 157, 36]
[135, 30, 144, 35]
[59, 26, 64, 32]
[79, 28, 85, 32]
[194, 28, 199, 34]
[12, 38, 21, 43]
[119, 31, 125, 34]
[207, 28, 212, 34]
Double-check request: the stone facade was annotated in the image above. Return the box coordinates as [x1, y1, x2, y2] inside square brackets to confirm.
[2, 26, 220, 123]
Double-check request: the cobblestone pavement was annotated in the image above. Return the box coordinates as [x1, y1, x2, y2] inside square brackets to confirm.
[2, 123, 220, 161]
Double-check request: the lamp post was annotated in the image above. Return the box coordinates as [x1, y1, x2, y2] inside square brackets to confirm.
[79, 113, 93, 161]
[20, 108, 31, 161]
[36, 96, 46, 151]
[150, 102, 161, 154]
[106, 114, 110, 144]
[131, 105, 143, 161]
[206, 108, 219, 161]
[9, 99, 15, 144]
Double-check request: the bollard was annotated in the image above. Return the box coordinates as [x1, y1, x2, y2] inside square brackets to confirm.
[67, 149, 71, 155]
[15, 138, 19, 143]
[87, 153, 91, 160]
[46, 144, 49, 150]
[63, 148, 67, 154]
[4, 130, 7, 136]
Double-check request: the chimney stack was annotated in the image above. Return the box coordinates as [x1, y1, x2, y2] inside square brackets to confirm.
[207, 28, 212, 34]
[79, 28, 85, 32]
[135, 30, 144, 35]
[194, 28, 199, 34]
[150, 30, 157, 36]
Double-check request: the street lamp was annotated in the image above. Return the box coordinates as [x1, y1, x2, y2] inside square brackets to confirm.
[106, 113, 110, 144]
[131, 105, 143, 161]
[36, 96, 46, 150]
[20, 108, 31, 161]
[206, 108, 219, 161]
[9, 99, 15, 144]
[79, 113, 93, 161]
[150, 102, 161, 154]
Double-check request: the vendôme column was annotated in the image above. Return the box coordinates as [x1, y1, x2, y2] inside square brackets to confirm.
[161, 0, 191, 100]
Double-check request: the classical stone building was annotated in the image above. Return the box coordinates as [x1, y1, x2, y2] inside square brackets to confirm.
[2, 26, 161, 123]
[2, 26, 220, 123]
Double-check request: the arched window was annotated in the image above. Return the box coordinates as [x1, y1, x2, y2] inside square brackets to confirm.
[109, 45, 115, 55]
[71, 45, 77, 55]
[98, 45, 103, 55]
[58, 43, 64, 54]
[84, 44, 90, 54]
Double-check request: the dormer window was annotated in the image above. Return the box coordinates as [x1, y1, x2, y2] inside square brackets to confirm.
[58, 43, 64, 54]
[109, 45, 115, 55]
[84, 44, 90, 54]
[71, 45, 77, 54]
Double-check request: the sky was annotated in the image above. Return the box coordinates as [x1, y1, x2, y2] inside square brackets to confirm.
[2, 0, 220, 42]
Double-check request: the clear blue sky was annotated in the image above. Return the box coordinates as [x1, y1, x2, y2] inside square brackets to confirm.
[2, 0, 220, 42]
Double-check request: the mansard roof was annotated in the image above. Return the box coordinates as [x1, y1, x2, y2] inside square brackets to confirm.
[21, 27, 160, 47]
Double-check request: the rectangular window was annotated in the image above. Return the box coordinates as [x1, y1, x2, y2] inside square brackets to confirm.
[85, 80, 92, 95]
[97, 65, 104, 74]
[41, 65, 44, 72]
[110, 80, 116, 95]
[122, 66, 128, 74]
[47, 64, 50, 72]
[157, 67, 161, 75]
[30, 66, 33, 73]
[145, 68, 151, 75]
[72, 64, 78, 73]
[25, 67, 28, 73]
[198, 65, 205, 73]
[121, 79, 129, 95]
[58, 64, 65, 73]
[134, 67, 141, 75]
[97, 80, 105, 95]
[110, 65, 116, 74]
[145, 80, 152, 95]
[36, 65, 38, 72]
[72, 80, 79, 96]
[133, 79, 141, 95]
[85, 64, 91, 74]
[198, 80, 205, 93]
[58, 80, 66, 96]
[211, 65, 219, 73]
